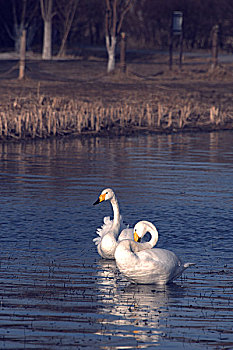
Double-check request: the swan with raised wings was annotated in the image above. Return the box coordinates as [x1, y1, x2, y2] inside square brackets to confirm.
[93, 188, 133, 259]
[115, 220, 195, 285]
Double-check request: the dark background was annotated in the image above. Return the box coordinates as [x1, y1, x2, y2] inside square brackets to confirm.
[0, 0, 233, 54]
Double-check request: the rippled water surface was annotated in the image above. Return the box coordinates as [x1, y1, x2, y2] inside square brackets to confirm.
[0, 131, 232, 349]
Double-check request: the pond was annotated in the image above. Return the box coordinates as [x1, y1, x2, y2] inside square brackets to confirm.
[0, 131, 232, 349]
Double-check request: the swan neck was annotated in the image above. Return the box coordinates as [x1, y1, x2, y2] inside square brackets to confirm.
[116, 240, 139, 263]
[147, 226, 159, 248]
[110, 196, 120, 233]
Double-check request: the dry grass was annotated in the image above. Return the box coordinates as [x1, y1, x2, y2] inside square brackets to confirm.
[0, 95, 232, 140]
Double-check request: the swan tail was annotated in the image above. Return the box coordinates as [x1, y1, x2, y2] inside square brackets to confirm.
[168, 262, 196, 283]
[184, 262, 196, 269]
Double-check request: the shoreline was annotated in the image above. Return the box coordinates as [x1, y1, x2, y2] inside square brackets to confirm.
[0, 95, 232, 141]
[0, 116, 232, 143]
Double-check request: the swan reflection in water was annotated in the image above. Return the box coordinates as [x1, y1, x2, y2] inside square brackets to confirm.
[94, 259, 186, 347]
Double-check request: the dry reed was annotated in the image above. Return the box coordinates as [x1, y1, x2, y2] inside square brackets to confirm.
[210, 106, 220, 125]
[0, 95, 232, 140]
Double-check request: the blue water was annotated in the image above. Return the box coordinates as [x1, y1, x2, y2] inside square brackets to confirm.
[0, 131, 232, 349]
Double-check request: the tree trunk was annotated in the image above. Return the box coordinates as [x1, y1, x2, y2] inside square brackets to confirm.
[106, 35, 116, 73]
[57, 18, 71, 57]
[42, 19, 52, 59]
[120, 32, 126, 72]
[18, 29, 26, 80]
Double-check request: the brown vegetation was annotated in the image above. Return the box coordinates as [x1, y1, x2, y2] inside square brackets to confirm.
[0, 52, 233, 140]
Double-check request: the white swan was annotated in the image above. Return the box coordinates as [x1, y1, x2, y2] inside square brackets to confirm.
[93, 188, 133, 259]
[115, 220, 195, 285]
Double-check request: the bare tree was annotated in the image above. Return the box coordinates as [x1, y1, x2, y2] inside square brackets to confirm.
[55, 0, 78, 57]
[3, 0, 38, 53]
[40, 0, 55, 59]
[13, 0, 26, 52]
[105, 0, 134, 73]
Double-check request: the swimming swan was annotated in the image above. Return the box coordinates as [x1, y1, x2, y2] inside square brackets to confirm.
[93, 188, 133, 259]
[115, 220, 195, 285]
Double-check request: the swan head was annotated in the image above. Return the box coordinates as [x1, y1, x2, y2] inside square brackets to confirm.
[93, 188, 115, 205]
[133, 220, 158, 243]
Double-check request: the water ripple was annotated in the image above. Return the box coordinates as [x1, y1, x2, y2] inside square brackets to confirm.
[0, 131, 233, 349]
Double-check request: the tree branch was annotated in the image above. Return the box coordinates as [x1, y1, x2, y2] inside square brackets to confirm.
[12, 0, 18, 28]
[40, 0, 45, 19]
[105, 0, 111, 38]
[117, 0, 134, 34]
[20, 0, 27, 29]
[112, 0, 117, 37]
[40, 0, 53, 20]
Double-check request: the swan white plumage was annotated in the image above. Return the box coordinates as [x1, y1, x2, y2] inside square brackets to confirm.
[115, 220, 195, 285]
[93, 188, 133, 259]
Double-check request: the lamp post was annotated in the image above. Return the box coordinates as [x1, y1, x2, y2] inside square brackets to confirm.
[169, 11, 183, 70]
[211, 24, 219, 71]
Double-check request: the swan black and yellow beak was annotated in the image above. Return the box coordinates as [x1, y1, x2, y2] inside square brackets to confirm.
[134, 231, 141, 242]
[93, 193, 106, 205]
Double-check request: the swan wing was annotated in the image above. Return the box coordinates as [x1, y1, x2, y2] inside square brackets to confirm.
[133, 248, 189, 284]
[93, 214, 128, 244]
[93, 216, 113, 245]
[138, 248, 182, 270]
